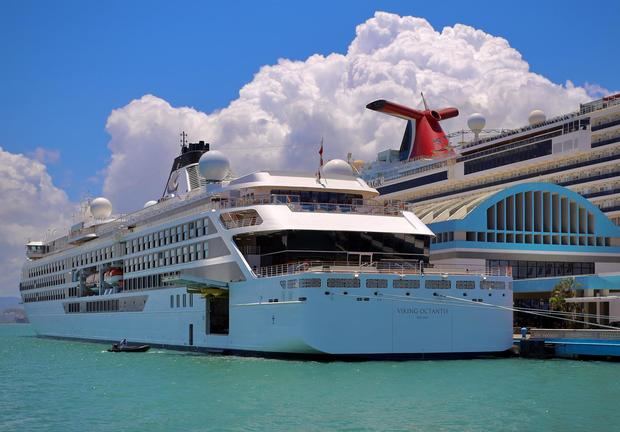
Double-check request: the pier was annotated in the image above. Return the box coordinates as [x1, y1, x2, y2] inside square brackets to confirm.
[516, 328, 620, 360]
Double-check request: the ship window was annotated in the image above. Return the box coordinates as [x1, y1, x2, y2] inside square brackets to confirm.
[300, 278, 321, 288]
[366, 279, 387, 288]
[327, 278, 360, 288]
[176, 294, 180, 307]
[393, 279, 420, 289]
[189, 293, 194, 307]
[456, 281, 475, 289]
[425, 279, 451, 289]
[481, 280, 505, 290]
[183, 294, 187, 307]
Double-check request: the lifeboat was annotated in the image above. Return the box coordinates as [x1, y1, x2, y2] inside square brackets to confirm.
[104, 268, 123, 286]
[84, 273, 98, 288]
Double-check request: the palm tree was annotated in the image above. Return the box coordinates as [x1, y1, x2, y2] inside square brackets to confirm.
[549, 277, 581, 328]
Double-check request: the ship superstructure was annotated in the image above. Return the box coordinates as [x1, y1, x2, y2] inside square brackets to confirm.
[362, 94, 620, 227]
[19, 142, 513, 358]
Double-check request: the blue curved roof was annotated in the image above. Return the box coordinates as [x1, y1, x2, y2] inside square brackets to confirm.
[422, 182, 620, 253]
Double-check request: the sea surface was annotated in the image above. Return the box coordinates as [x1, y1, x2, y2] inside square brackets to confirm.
[1, 324, 619, 432]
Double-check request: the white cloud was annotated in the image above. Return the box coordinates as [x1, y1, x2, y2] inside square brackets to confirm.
[102, 12, 605, 213]
[0, 147, 73, 296]
[28, 147, 61, 165]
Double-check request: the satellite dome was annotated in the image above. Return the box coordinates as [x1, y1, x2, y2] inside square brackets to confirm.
[90, 197, 112, 219]
[323, 159, 354, 177]
[528, 110, 546, 126]
[467, 113, 486, 134]
[143, 200, 157, 208]
[198, 150, 230, 182]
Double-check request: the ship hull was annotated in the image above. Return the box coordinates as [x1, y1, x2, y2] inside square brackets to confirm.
[24, 276, 514, 358]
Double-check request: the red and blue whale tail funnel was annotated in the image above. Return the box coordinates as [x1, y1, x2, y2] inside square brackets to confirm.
[366, 94, 458, 161]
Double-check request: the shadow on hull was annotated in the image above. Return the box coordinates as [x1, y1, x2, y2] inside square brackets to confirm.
[38, 334, 513, 361]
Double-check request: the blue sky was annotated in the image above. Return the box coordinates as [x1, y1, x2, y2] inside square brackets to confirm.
[1, 0, 619, 201]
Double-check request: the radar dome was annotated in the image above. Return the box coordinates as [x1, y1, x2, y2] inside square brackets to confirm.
[143, 200, 157, 208]
[198, 150, 230, 182]
[528, 110, 546, 125]
[323, 159, 354, 177]
[90, 197, 112, 219]
[467, 113, 486, 134]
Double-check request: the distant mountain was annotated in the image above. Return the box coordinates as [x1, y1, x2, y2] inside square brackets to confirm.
[0, 297, 20, 310]
[0, 297, 28, 323]
[0, 308, 29, 323]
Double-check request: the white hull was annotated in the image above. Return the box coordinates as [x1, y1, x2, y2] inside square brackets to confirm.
[25, 275, 513, 358]
[21, 158, 515, 359]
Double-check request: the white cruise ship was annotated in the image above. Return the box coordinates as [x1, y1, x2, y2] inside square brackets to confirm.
[19, 140, 513, 359]
[361, 94, 620, 227]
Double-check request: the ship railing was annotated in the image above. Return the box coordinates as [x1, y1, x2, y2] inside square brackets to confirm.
[580, 95, 620, 114]
[221, 215, 261, 229]
[284, 201, 402, 216]
[256, 261, 511, 278]
[459, 110, 581, 150]
[120, 194, 402, 228]
[220, 194, 405, 217]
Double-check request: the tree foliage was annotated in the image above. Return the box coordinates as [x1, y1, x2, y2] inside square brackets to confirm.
[549, 278, 579, 312]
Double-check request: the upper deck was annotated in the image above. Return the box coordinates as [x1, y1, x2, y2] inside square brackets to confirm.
[23, 166, 415, 263]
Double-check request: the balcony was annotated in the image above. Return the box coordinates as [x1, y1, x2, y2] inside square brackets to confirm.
[592, 118, 620, 132]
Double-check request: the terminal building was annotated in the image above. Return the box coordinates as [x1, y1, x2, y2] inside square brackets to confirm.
[414, 182, 620, 325]
[360, 94, 620, 326]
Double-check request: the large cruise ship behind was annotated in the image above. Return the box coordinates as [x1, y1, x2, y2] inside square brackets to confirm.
[361, 94, 620, 227]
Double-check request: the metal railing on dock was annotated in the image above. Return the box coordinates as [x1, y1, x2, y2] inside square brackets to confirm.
[530, 328, 620, 340]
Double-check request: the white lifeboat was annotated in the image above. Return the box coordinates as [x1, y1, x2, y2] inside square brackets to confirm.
[85, 273, 99, 288]
[104, 268, 123, 286]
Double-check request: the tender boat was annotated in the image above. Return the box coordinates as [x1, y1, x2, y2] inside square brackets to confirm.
[108, 344, 151, 353]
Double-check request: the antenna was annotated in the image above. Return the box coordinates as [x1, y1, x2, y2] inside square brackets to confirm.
[421, 92, 429, 111]
[180, 131, 188, 148]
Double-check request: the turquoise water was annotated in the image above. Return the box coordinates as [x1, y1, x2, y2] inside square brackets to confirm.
[1, 325, 619, 432]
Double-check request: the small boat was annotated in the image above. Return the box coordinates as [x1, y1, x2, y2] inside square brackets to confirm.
[107, 343, 151, 353]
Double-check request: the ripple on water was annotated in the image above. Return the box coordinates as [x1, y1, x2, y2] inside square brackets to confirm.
[2, 325, 620, 432]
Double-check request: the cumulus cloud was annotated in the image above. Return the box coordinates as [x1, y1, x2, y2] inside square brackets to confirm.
[28, 147, 61, 165]
[103, 11, 606, 212]
[0, 148, 74, 296]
